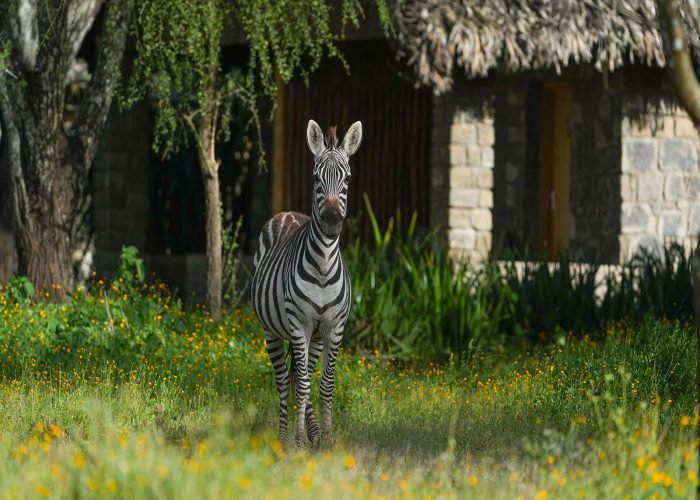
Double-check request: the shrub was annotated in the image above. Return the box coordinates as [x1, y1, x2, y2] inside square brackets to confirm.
[344, 197, 697, 357]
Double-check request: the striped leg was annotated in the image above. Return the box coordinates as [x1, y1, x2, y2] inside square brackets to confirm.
[265, 333, 290, 445]
[291, 336, 310, 448]
[305, 339, 323, 447]
[320, 335, 341, 440]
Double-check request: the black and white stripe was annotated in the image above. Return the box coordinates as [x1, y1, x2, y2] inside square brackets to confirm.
[252, 120, 362, 448]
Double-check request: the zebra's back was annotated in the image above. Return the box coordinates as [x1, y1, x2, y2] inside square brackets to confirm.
[253, 211, 309, 270]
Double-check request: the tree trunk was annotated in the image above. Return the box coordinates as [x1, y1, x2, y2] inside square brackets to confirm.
[0, 0, 131, 298]
[202, 164, 223, 322]
[191, 60, 223, 322]
[658, 0, 700, 123]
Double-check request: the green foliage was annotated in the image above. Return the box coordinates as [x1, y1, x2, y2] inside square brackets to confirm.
[0, 286, 695, 498]
[222, 215, 247, 308]
[6, 276, 34, 306]
[123, 0, 247, 157]
[239, 0, 372, 95]
[116, 245, 145, 286]
[346, 195, 518, 359]
[601, 242, 695, 322]
[345, 198, 697, 357]
[123, 0, 391, 166]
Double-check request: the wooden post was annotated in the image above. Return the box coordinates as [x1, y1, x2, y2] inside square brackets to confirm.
[272, 76, 287, 214]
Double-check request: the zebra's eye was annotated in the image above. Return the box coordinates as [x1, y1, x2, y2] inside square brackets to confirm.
[314, 174, 320, 183]
[343, 176, 350, 185]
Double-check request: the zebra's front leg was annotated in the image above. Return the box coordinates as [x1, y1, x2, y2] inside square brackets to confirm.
[291, 337, 310, 448]
[305, 339, 323, 448]
[320, 336, 341, 441]
[265, 333, 291, 445]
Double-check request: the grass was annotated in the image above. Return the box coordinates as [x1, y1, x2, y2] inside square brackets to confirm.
[0, 277, 697, 498]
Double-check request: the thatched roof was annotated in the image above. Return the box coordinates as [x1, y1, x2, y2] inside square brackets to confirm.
[393, 0, 700, 93]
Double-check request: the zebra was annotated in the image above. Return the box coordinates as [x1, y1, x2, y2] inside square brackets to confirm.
[251, 119, 362, 448]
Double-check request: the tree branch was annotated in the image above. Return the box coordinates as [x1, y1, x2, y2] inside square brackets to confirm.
[659, 0, 700, 124]
[73, 0, 132, 170]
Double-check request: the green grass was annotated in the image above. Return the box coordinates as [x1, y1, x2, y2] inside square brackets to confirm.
[0, 278, 697, 498]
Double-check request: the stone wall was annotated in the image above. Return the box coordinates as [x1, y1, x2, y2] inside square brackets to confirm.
[92, 104, 152, 275]
[569, 75, 623, 263]
[619, 91, 700, 260]
[430, 85, 495, 261]
[492, 81, 539, 255]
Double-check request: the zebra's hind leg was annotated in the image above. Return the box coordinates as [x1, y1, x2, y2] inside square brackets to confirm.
[265, 333, 291, 446]
[305, 339, 323, 448]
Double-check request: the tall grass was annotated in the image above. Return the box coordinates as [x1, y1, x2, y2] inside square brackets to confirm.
[344, 197, 697, 357]
[346, 195, 517, 359]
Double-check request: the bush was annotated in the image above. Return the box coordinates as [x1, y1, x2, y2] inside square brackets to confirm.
[345, 195, 518, 359]
[344, 197, 697, 357]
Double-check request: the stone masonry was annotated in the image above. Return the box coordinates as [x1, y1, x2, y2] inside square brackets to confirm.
[619, 94, 700, 260]
[430, 85, 495, 261]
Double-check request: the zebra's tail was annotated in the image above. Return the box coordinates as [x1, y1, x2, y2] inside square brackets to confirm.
[286, 341, 296, 401]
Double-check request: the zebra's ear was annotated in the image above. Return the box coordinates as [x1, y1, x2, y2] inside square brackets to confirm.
[341, 121, 362, 157]
[307, 120, 325, 156]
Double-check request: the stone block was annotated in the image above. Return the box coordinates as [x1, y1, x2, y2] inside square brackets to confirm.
[481, 148, 495, 168]
[505, 185, 515, 208]
[449, 188, 479, 208]
[689, 205, 700, 235]
[479, 189, 493, 208]
[621, 116, 650, 137]
[636, 172, 664, 202]
[449, 145, 466, 166]
[448, 208, 471, 227]
[451, 123, 477, 145]
[687, 176, 700, 199]
[674, 115, 698, 138]
[620, 173, 637, 202]
[658, 212, 686, 237]
[476, 232, 492, 252]
[431, 166, 447, 188]
[651, 116, 675, 138]
[449, 167, 475, 188]
[664, 174, 685, 201]
[448, 228, 477, 250]
[626, 235, 663, 260]
[476, 171, 494, 189]
[594, 124, 608, 149]
[571, 102, 583, 125]
[471, 208, 492, 231]
[466, 144, 482, 166]
[477, 123, 495, 146]
[507, 126, 526, 144]
[621, 203, 653, 234]
[598, 95, 610, 120]
[622, 138, 657, 172]
[505, 162, 519, 182]
[659, 138, 698, 171]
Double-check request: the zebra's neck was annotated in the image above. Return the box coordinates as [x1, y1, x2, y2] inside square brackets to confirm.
[303, 211, 341, 277]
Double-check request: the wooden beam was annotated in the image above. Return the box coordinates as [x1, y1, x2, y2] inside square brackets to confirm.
[272, 76, 286, 214]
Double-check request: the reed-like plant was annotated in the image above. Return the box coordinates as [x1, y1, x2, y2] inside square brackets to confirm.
[345, 196, 696, 357]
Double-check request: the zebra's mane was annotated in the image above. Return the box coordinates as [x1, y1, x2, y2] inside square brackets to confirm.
[326, 126, 338, 148]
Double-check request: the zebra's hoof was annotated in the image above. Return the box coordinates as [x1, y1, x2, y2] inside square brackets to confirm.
[309, 434, 321, 450]
[322, 432, 337, 447]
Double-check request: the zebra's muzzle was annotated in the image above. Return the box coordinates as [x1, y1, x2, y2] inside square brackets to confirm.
[320, 207, 344, 235]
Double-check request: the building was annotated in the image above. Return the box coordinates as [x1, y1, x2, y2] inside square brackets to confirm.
[395, 0, 700, 263]
[90, 0, 700, 299]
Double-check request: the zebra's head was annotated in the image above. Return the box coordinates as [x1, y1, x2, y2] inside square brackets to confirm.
[306, 119, 363, 238]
